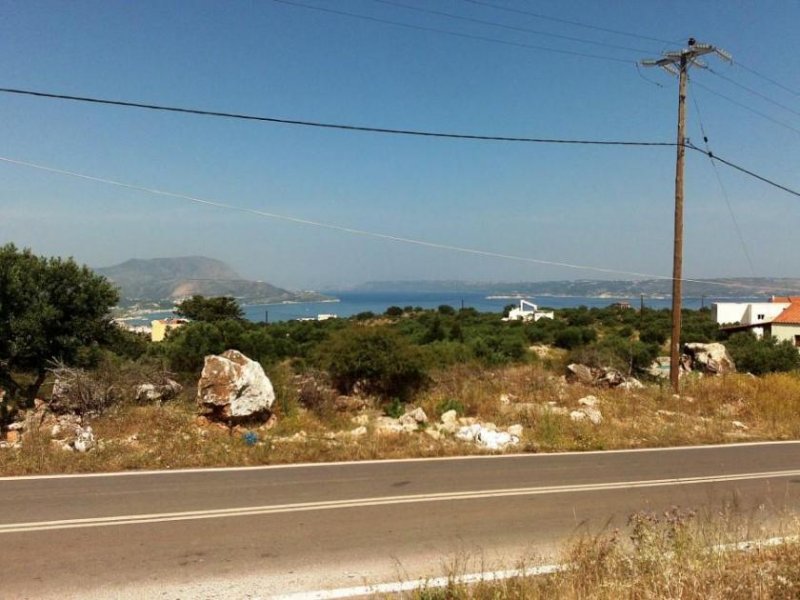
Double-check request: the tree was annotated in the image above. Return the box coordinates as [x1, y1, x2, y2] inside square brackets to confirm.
[0, 244, 119, 403]
[725, 333, 800, 375]
[175, 295, 244, 322]
[316, 327, 427, 400]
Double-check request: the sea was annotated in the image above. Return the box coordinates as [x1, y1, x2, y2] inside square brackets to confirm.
[120, 291, 764, 326]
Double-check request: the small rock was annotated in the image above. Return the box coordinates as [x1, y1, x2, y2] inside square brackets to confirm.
[440, 410, 458, 425]
[507, 424, 523, 437]
[73, 426, 95, 453]
[404, 407, 428, 424]
[424, 429, 442, 441]
[570, 410, 587, 422]
[351, 414, 370, 426]
[582, 407, 603, 425]
[499, 394, 511, 405]
[578, 395, 600, 408]
[349, 426, 368, 438]
[732, 420, 749, 430]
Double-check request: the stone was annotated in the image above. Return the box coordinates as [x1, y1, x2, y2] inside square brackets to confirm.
[349, 426, 368, 438]
[424, 429, 442, 440]
[375, 416, 405, 435]
[571, 407, 602, 425]
[196, 350, 275, 421]
[732, 420, 749, 430]
[684, 342, 736, 375]
[351, 414, 370, 426]
[73, 426, 95, 452]
[404, 407, 428, 424]
[135, 379, 183, 403]
[507, 424, 523, 437]
[578, 395, 600, 408]
[570, 410, 587, 422]
[620, 377, 644, 390]
[499, 393, 511, 405]
[440, 410, 458, 425]
[566, 363, 595, 385]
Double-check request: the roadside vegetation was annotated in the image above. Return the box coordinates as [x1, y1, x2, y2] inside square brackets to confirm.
[407, 510, 800, 599]
[2, 245, 800, 475]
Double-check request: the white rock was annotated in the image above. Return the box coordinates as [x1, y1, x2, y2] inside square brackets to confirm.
[349, 426, 368, 437]
[570, 410, 587, 422]
[73, 426, 95, 453]
[424, 429, 442, 440]
[507, 424, 523, 437]
[582, 406, 603, 425]
[351, 414, 370, 426]
[578, 395, 600, 408]
[499, 394, 511, 405]
[440, 409, 458, 425]
[375, 416, 405, 435]
[405, 407, 428, 424]
[732, 420, 749, 430]
[197, 350, 275, 420]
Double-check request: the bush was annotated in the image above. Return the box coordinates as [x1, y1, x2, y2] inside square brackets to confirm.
[554, 326, 595, 350]
[316, 327, 428, 400]
[385, 306, 403, 317]
[725, 333, 800, 375]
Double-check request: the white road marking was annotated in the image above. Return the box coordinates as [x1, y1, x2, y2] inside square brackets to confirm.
[2, 440, 798, 481]
[2, 468, 798, 534]
[270, 565, 565, 600]
[274, 535, 800, 599]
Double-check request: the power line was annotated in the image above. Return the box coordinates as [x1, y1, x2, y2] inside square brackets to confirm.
[686, 143, 800, 199]
[458, 0, 677, 46]
[693, 80, 800, 136]
[0, 87, 675, 147]
[736, 61, 800, 97]
[269, 0, 633, 64]
[367, 0, 652, 54]
[708, 68, 800, 119]
[2, 86, 798, 198]
[689, 84, 756, 277]
[0, 153, 788, 294]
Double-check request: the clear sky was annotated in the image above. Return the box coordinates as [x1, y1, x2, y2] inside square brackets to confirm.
[1, 0, 798, 290]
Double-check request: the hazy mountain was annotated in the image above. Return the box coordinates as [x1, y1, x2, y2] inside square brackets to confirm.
[95, 257, 330, 305]
[352, 278, 800, 298]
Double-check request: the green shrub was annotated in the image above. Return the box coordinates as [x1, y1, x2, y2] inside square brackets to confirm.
[725, 333, 800, 375]
[316, 326, 428, 400]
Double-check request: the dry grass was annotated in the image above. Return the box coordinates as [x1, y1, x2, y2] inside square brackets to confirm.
[2, 364, 800, 475]
[405, 511, 800, 599]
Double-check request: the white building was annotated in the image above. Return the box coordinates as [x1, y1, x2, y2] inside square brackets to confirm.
[713, 297, 800, 348]
[502, 299, 554, 323]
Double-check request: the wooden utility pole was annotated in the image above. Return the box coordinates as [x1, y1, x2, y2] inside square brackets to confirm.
[670, 55, 688, 393]
[641, 39, 731, 393]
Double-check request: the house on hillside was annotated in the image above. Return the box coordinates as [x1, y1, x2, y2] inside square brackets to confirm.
[151, 318, 189, 342]
[502, 299, 554, 323]
[713, 297, 800, 348]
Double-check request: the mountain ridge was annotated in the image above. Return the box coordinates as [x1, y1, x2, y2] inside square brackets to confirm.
[348, 278, 800, 298]
[95, 256, 330, 305]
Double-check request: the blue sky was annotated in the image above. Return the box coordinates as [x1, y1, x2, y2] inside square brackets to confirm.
[0, 0, 798, 290]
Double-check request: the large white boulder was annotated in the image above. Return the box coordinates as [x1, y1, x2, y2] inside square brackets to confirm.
[196, 350, 275, 421]
[684, 342, 736, 374]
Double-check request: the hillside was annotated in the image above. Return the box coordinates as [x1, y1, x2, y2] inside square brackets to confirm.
[352, 278, 800, 298]
[95, 257, 330, 305]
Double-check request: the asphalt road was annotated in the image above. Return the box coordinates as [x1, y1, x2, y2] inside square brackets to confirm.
[1, 441, 799, 599]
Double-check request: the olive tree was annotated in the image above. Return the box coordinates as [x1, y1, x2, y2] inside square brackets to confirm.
[0, 244, 118, 404]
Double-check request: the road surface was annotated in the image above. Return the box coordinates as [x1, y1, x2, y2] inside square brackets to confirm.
[1, 441, 799, 598]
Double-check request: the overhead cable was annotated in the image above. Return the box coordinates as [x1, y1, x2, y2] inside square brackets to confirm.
[368, 0, 652, 54]
[0, 87, 674, 147]
[0, 154, 779, 293]
[269, 0, 633, 64]
[685, 143, 800, 199]
[736, 62, 800, 97]
[693, 80, 800, 136]
[709, 68, 800, 119]
[689, 85, 756, 276]
[458, 0, 676, 45]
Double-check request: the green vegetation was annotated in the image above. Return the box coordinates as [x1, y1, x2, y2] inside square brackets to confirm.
[174, 295, 244, 322]
[0, 244, 118, 404]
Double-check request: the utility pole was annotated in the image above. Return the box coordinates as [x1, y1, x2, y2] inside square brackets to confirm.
[641, 39, 731, 393]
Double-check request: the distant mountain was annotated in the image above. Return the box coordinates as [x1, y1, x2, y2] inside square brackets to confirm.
[95, 257, 331, 305]
[352, 278, 800, 298]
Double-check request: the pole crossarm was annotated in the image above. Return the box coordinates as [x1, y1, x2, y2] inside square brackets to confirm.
[640, 39, 733, 393]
